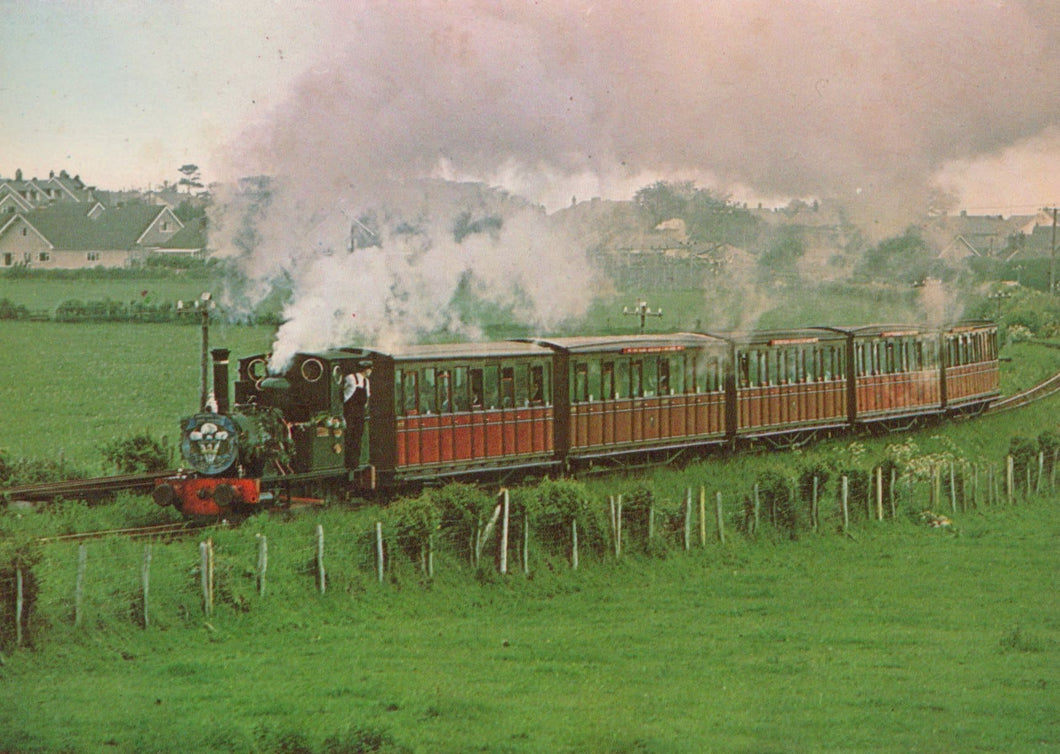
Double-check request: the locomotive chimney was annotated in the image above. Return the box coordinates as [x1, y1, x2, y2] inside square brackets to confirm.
[211, 348, 231, 414]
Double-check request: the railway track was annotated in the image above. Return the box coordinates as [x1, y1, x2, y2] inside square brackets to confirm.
[36, 520, 220, 544]
[986, 370, 1060, 414]
[0, 470, 171, 502]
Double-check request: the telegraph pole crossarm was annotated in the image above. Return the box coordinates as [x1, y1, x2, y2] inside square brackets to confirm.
[622, 299, 663, 333]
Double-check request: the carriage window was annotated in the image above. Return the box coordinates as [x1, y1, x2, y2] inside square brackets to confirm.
[587, 360, 601, 402]
[738, 352, 750, 388]
[643, 359, 658, 396]
[515, 364, 530, 406]
[657, 358, 671, 395]
[484, 366, 499, 409]
[452, 367, 468, 412]
[573, 363, 588, 403]
[616, 360, 630, 398]
[631, 360, 644, 397]
[421, 368, 436, 414]
[470, 368, 484, 408]
[530, 364, 546, 404]
[602, 362, 615, 400]
[501, 367, 516, 407]
[668, 355, 684, 394]
[685, 355, 697, 393]
[400, 370, 419, 415]
[437, 370, 453, 412]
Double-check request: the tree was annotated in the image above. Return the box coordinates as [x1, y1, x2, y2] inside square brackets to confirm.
[178, 164, 203, 194]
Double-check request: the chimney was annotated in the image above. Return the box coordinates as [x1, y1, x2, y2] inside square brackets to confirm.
[211, 348, 231, 414]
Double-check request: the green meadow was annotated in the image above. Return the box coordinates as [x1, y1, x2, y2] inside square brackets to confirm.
[1, 274, 1058, 752]
[0, 490, 1056, 753]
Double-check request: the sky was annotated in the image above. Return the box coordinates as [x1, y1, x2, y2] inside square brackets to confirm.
[4, 0, 1060, 218]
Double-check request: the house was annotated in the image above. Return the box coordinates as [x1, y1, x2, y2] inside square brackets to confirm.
[0, 202, 196, 269]
[0, 169, 100, 214]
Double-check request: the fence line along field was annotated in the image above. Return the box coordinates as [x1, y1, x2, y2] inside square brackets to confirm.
[0, 481, 1056, 752]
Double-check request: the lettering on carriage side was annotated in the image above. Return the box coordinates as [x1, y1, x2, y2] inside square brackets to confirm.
[621, 345, 685, 354]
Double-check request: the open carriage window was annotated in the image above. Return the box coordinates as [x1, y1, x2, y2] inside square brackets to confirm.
[469, 368, 484, 408]
[420, 368, 436, 414]
[452, 367, 469, 412]
[601, 362, 615, 400]
[501, 367, 516, 407]
[656, 358, 669, 395]
[573, 363, 589, 403]
[529, 364, 546, 404]
[437, 370, 452, 413]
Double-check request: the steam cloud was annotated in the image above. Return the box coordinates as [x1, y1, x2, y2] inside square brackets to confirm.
[210, 1, 1060, 360]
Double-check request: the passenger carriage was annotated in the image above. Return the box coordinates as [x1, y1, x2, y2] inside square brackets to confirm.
[525, 333, 730, 465]
[728, 328, 850, 443]
[940, 320, 1001, 412]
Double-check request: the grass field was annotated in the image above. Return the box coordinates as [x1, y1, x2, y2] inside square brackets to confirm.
[0, 322, 275, 469]
[0, 499, 1056, 753]
[1, 276, 1059, 752]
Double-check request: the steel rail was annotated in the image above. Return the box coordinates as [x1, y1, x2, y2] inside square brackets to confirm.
[36, 520, 220, 544]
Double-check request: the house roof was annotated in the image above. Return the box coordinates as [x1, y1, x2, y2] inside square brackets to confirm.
[13, 203, 170, 250]
[159, 217, 206, 250]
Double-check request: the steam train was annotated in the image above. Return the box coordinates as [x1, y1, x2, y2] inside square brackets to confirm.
[153, 321, 1000, 516]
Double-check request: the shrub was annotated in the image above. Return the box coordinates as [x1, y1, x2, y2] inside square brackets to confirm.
[520, 477, 598, 553]
[100, 433, 169, 474]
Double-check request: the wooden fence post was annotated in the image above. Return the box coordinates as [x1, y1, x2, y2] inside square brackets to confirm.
[256, 534, 268, 597]
[141, 545, 152, 629]
[683, 488, 692, 551]
[75, 543, 87, 628]
[1007, 455, 1015, 505]
[876, 467, 884, 521]
[316, 525, 326, 595]
[499, 489, 510, 575]
[1037, 452, 1045, 495]
[522, 512, 529, 576]
[199, 539, 213, 617]
[699, 486, 707, 547]
[571, 518, 579, 571]
[15, 567, 23, 648]
[375, 522, 385, 583]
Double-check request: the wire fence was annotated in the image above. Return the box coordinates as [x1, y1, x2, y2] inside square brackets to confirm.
[2, 449, 1057, 650]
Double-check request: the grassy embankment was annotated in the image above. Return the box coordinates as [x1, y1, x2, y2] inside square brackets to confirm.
[0, 478, 1056, 752]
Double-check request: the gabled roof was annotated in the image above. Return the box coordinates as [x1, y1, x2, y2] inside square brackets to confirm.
[10, 203, 171, 250]
[159, 217, 205, 250]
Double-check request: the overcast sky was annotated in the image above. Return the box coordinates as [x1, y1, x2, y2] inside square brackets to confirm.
[4, 0, 1060, 217]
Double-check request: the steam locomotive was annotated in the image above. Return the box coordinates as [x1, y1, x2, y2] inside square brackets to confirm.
[153, 321, 1000, 517]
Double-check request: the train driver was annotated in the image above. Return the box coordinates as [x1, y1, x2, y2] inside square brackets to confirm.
[343, 361, 372, 469]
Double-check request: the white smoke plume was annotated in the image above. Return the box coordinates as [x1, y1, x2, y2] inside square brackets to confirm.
[209, 0, 1060, 358]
